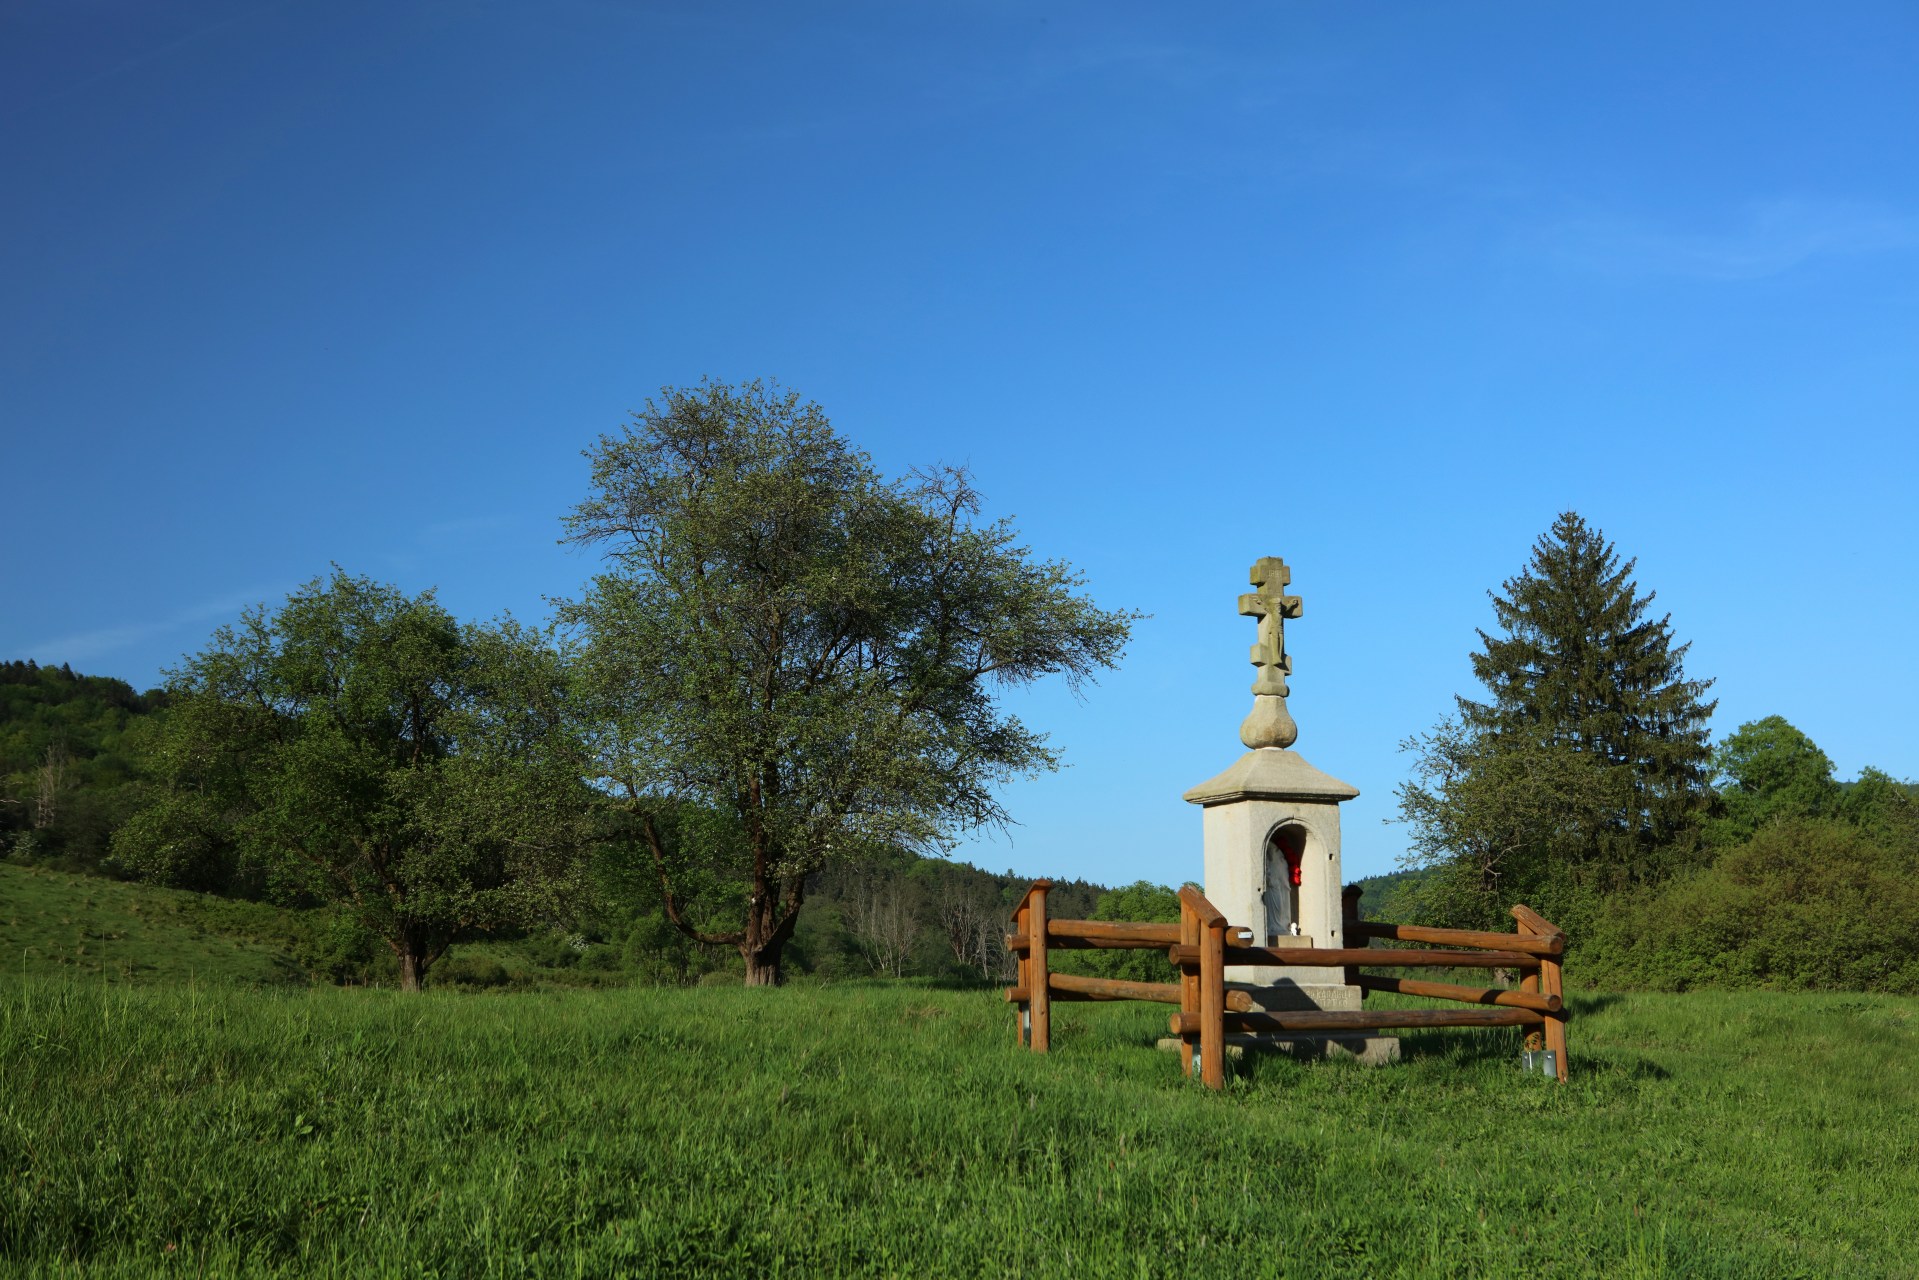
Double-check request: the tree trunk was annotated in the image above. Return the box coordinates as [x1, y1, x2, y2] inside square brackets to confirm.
[396, 930, 430, 992]
[743, 947, 783, 987]
[739, 876, 803, 986]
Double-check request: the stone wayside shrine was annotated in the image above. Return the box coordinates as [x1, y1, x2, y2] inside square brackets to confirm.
[1002, 554, 1572, 1089]
[1180, 556, 1394, 1061]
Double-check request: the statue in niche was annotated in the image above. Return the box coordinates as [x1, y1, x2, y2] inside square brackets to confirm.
[1263, 825, 1306, 945]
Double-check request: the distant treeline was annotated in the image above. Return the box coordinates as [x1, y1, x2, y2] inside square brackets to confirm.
[6, 653, 1916, 993]
[0, 656, 1109, 987]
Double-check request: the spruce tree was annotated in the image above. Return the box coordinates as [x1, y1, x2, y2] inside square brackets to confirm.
[1458, 511, 1716, 877]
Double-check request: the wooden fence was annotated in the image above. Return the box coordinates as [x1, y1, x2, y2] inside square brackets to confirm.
[1005, 880, 1569, 1089]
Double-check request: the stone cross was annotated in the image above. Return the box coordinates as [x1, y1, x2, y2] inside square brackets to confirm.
[1238, 556, 1302, 698]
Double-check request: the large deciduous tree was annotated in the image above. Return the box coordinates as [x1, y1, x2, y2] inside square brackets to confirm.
[1710, 715, 1840, 842]
[113, 570, 589, 989]
[1397, 513, 1716, 924]
[1394, 717, 1616, 927]
[559, 380, 1135, 986]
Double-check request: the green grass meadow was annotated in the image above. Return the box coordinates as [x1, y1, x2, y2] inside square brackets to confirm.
[1, 864, 324, 988]
[4, 968, 1917, 1278]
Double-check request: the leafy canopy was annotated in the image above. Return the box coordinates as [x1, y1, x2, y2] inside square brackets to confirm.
[1709, 714, 1839, 842]
[113, 570, 588, 988]
[560, 380, 1136, 981]
[1394, 718, 1616, 929]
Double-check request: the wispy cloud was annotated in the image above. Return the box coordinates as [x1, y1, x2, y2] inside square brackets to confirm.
[16, 586, 283, 668]
[376, 513, 525, 578]
[1538, 198, 1919, 281]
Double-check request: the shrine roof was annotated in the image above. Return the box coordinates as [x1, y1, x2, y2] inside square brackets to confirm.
[1182, 748, 1361, 806]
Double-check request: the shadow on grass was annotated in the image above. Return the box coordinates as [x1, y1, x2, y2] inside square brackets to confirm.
[1215, 1025, 1549, 1080]
[1387, 1025, 1526, 1064]
[1117, 1009, 1594, 1073]
[1579, 1052, 1671, 1081]
[908, 975, 1009, 992]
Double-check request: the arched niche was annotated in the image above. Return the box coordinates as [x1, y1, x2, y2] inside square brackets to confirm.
[1261, 823, 1309, 946]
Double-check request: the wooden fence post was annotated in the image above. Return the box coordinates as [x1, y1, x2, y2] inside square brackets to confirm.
[1540, 949, 1568, 1082]
[1200, 916, 1225, 1090]
[1515, 917, 1545, 1056]
[1512, 904, 1569, 1082]
[1030, 882, 1051, 1054]
[1178, 897, 1199, 1078]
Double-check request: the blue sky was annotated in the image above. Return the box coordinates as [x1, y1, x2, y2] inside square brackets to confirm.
[4, 1, 1915, 886]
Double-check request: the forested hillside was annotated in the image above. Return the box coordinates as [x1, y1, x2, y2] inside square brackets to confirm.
[0, 659, 165, 871]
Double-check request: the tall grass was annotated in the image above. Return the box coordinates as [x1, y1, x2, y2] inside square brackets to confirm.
[3, 979, 1915, 1277]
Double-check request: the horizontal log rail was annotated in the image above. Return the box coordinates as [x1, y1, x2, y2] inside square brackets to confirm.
[1166, 943, 1542, 971]
[1007, 920, 1252, 952]
[1510, 904, 1564, 940]
[1356, 973, 1560, 1013]
[1177, 884, 1226, 929]
[1353, 921, 1564, 957]
[1007, 932, 1168, 953]
[1004, 973, 1256, 1010]
[1004, 882, 1570, 1090]
[1013, 932, 1174, 951]
[1005, 924, 1174, 952]
[1049, 919, 1181, 944]
[1169, 1006, 1545, 1036]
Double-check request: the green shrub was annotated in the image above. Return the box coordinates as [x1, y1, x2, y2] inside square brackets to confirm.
[619, 917, 731, 985]
[292, 911, 386, 985]
[1581, 818, 1919, 993]
[435, 955, 513, 988]
[521, 934, 585, 969]
[578, 943, 623, 973]
[1051, 880, 1181, 984]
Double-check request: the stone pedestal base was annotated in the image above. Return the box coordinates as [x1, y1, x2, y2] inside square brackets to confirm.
[1156, 1034, 1401, 1067]
[1231, 978, 1362, 1011]
[1231, 1033, 1400, 1065]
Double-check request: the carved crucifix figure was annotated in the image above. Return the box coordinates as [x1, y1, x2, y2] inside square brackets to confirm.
[1237, 555, 1302, 750]
[1238, 556, 1302, 697]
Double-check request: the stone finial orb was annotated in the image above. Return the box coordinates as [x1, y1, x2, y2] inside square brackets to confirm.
[1239, 694, 1298, 750]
